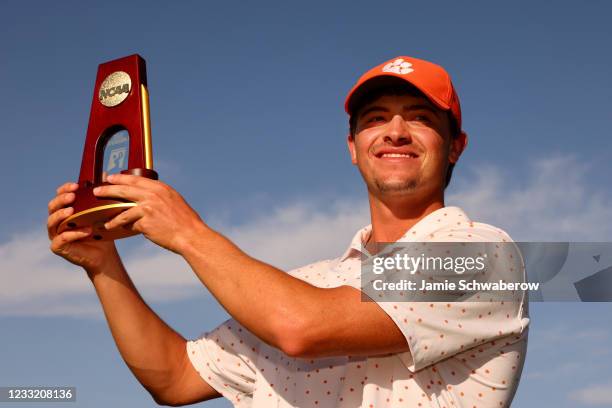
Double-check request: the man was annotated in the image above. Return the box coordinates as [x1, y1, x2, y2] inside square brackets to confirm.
[47, 56, 529, 407]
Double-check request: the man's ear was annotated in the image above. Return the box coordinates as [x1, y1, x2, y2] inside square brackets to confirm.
[347, 133, 357, 165]
[449, 131, 468, 164]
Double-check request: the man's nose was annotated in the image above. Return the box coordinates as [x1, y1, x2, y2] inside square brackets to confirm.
[384, 114, 412, 144]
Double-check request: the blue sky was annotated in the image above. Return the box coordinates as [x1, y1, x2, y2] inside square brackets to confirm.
[1, 1, 612, 407]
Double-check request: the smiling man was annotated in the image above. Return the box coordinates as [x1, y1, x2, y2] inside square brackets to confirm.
[47, 56, 529, 407]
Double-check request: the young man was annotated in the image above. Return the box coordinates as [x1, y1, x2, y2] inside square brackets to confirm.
[47, 56, 529, 407]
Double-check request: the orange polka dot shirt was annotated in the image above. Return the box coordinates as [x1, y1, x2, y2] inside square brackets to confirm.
[187, 206, 530, 407]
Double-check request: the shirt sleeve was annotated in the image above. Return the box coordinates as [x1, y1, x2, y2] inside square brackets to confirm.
[187, 319, 261, 404]
[348, 223, 530, 373]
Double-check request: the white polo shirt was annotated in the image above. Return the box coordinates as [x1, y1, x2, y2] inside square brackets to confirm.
[187, 206, 530, 407]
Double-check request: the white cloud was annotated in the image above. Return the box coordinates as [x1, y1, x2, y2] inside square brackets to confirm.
[448, 154, 612, 241]
[1, 153, 610, 317]
[522, 324, 610, 382]
[569, 381, 612, 405]
[528, 325, 610, 352]
[0, 231, 203, 318]
[0, 200, 369, 318]
[225, 200, 369, 270]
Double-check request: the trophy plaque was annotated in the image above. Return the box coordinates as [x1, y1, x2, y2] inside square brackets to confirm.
[58, 54, 158, 241]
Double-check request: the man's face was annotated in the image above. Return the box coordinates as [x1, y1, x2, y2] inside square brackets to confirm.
[347, 93, 466, 200]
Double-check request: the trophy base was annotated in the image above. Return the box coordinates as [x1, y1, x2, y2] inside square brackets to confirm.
[58, 202, 139, 241]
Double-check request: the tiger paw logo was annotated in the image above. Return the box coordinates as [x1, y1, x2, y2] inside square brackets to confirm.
[382, 58, 414, 75]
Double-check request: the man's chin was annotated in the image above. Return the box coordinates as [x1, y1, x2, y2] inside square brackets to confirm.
[374, 178, 419, 194]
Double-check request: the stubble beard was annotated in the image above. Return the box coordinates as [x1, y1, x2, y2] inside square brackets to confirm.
[357, 157, 422, 195]
[375, 177, 418, 194]
[368, 170, 420, 195]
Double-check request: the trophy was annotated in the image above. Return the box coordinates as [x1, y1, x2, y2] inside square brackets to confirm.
[58, 54, 158, 241]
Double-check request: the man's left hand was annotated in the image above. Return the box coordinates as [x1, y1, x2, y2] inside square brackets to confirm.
[93, 174, 206, 253]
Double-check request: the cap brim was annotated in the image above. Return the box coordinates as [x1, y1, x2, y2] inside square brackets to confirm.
[345, 74, 451, 116]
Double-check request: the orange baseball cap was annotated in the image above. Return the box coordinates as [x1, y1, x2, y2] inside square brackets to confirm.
[344, 56, 462, 131]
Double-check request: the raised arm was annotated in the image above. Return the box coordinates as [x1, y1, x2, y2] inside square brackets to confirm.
[47, 182, 219, 406]
[94, 175, 409, 359]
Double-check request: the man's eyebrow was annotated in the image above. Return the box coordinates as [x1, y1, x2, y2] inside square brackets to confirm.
[406, 104, 441, 117]
[358, 105, 388, 118]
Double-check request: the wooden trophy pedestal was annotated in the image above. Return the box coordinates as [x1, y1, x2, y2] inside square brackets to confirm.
[58, 168, 158, 241]
[57, 54, 158, 241]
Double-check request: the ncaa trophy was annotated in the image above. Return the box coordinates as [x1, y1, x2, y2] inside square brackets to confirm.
[58, 54, 158, 241]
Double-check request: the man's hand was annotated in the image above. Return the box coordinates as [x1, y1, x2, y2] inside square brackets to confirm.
[48, 180, 219, 406]
[47, 182, 119, 271]
[93, 174, 207, 254]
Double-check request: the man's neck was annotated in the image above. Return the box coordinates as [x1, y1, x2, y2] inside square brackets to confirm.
[367, 192, 444, 244]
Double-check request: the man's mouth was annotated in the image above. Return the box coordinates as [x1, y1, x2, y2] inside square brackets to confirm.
[374, 148, 420, 160]
[378, 152, 418, 159]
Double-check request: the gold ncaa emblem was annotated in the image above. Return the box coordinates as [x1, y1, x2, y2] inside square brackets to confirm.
[99, 71, 132, 107]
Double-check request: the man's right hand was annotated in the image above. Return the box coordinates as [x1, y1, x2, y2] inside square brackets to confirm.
[47, 181, 119, 272]
[47, 181, 219, 405]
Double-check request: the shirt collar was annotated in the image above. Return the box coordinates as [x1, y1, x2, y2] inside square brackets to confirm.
[339, 224, 373, 261]
[338, 206, 470, 261]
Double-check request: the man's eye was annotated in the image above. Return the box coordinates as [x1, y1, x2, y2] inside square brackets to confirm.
[367, 116, 385, 123]
[414, 115, 431, 122]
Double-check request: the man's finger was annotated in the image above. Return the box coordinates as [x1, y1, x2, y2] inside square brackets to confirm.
[50, 227, 92, 252]
[56, 182, 79, 195]
[106, 173, 160, 189]
[48, 192, 76, 214]
[47, 207, 74, 238]
[104, 206, 144, 230]
[93, 184, 149, 202]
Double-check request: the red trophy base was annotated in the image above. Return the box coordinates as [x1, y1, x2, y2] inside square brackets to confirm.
[58, 168, 158, 241]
